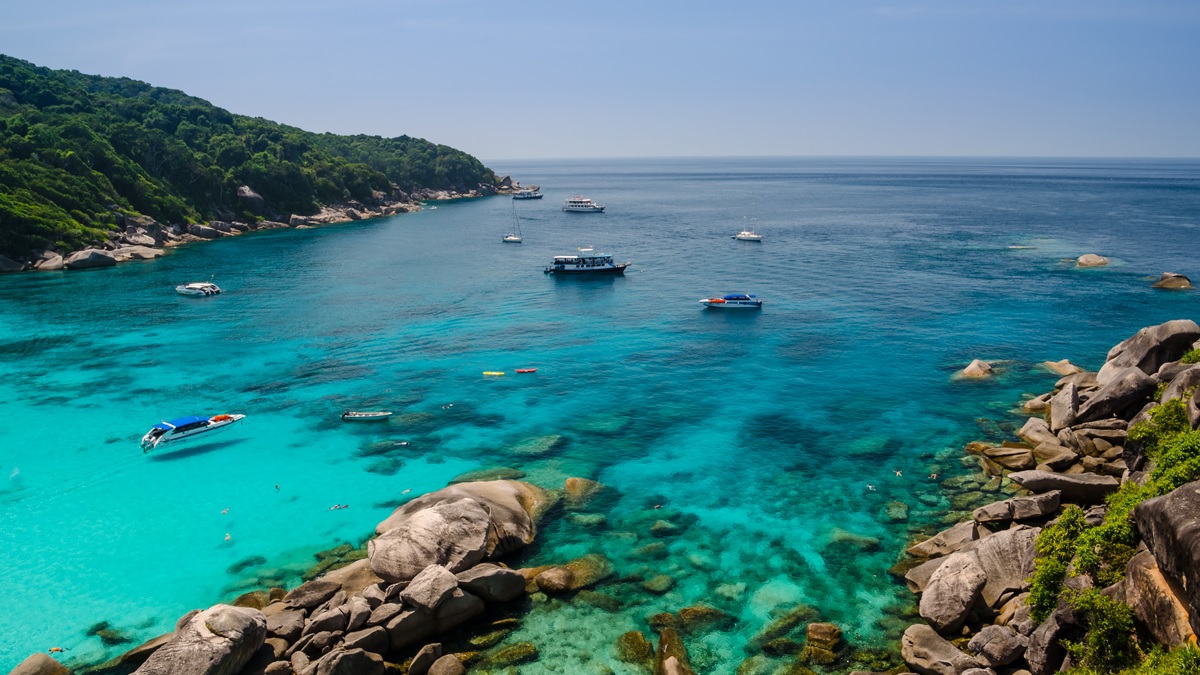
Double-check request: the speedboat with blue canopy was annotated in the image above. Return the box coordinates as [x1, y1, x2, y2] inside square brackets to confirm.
[141, 413, 246, 452]
[699, 293, 763, 309]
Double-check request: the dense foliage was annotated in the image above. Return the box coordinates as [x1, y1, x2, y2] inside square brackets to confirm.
[1180, 349, 1200, 365]
[0, 54, 496, 257]
[1030, 396, 1200, 672]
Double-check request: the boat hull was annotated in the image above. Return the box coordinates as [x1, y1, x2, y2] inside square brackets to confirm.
[342, 411, 393, 421]
[563, 207, 605, 213]
[545, 264, 628, 275]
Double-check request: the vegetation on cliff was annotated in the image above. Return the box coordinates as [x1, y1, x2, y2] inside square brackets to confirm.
[0, 54, 497, 257]
[1028, 395, 1200, 672]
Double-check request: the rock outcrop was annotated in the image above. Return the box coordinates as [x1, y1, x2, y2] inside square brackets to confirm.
[1007, 470, 1119, 504]
[1097, 319, 1200, 384]
[1151, 272, 1192, 289]
[63, 249, 117, 269]
[901, 624, 981, 675]
[1132, 479, 1200, 637]
[1076, 254, 1108, 267]
[133, 604, 266, 675]
[1122, 547, 1197, 647]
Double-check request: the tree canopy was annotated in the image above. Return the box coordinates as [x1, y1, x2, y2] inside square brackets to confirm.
[0, 54, 497, 257]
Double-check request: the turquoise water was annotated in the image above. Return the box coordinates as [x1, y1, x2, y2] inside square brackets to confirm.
[1, 157, 1198, 671]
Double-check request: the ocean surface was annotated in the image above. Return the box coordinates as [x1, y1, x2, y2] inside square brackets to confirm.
[1, 157, 1198, 672]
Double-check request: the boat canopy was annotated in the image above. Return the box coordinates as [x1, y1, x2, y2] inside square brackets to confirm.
[154, 415, 209, 430]
[724, 294, 756, 300]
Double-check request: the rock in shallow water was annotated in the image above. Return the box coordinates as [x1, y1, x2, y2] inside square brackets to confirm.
[133, 604, 266, 675]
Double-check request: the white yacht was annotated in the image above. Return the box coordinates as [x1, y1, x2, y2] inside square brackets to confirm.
[503, 205, 523, 243]
[700, 293, 763, 309]
[141, 414, 246, 452]
[563, 196, 605, 213]
[512, 189, 543, 200]
[733, 230, 763, 241]
[176, 282, 222, 296]
[544, 248, 630, 275]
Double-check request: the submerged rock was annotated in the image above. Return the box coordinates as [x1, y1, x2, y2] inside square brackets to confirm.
[616, 631, 654, 664]
[1151, 272, 1192, 289]
[956, 359, 994, 380]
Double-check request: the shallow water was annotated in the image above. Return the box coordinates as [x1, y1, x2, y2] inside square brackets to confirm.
[1, 157, 1198, 671]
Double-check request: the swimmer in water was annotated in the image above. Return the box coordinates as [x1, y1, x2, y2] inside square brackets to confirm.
[224, 533, 231, 541]
[221, 507, 229, 515]
[401, 488, 411, 494]
[894, 470, 903, 477]
[867, 484, 875, 491]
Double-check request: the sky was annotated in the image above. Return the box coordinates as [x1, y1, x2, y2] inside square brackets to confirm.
[1, 0, 1198, 160]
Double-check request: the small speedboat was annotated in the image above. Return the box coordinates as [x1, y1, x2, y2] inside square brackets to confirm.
[341, 411, 393, 422]
[176, 282, 222, 296]
[141, 413, 245, 452]
[515, 368, 538, 373]
[700, 293, 763, 309]
[733, 230, 763, 241]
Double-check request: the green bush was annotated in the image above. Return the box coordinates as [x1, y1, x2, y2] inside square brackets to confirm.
[1064, 588, 1143, 672]
[1067, 645, 1200, 675]
[1180, 349, 1200, 365]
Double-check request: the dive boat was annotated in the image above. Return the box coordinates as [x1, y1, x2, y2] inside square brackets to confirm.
[700, 293, 763, 309]
[512, 189, 543, 200]
[544, 248, 630, 275]
[341, 411, 393, 422]
[176, 282, 222, 296]
[562, 196, 605, 213]
[141, 413, 245, 452]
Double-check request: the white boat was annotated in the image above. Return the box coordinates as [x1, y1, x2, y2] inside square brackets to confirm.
[141, 414, 246, 452]
[176, 282, 222, 296]
[700, 293, 763, 309]
[512, 189, 543, 200]
[503, 204, 523, 243]
[563, 196, 605, 213]
[341, 411, 393, 422]
[544, 248, 630, 275]
[733, 230, 763, 241]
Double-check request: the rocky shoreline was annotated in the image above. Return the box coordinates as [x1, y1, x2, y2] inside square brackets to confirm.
[893, 319, 1200, 675]
[0, 177, 532, 274]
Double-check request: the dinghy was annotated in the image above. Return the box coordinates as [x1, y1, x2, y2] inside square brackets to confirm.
[341, 411, 393, 422]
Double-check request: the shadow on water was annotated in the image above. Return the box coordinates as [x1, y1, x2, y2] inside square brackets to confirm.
[147, 438, 250, 462]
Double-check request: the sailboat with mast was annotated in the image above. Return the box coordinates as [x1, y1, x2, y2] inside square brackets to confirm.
[503, 204, 523, 243]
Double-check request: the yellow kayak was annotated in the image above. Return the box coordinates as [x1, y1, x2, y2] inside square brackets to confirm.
[483, 371, 505, 376]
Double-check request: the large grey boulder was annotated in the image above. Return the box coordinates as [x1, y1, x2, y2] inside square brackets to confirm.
[8, 653, 72, 674]
[1025, 608, 1081, 675]
[1007, 471, 1119, 504]
[0, 254, 23, 273]
[428, 655, 465, 675]
[64, 249, 117, 269]
[237, 186, 265, 214]
[304, 648, 384, 675]
[967, 625, 1027, 667]
[919, 551, 987, 633]
[284, 579, 341, 610]
[432, 588, 485, 632]
[455, 563, 526, 602]
[1123, 547, 1197, 647]
[266, 608, 305, 643]
[907, 521, 985, 558]
[1132, 480, 1200, 637]
[111, 246, 163, 261]
[1049, 383, 1078, 432]
[133, 605, 266, 675]
[369, 499, 491, 583]
[187, 223, 222, 239]
[1098, 320, 1200, 385]
[1075, 367, 1157, 423]
[370, 481, 551, 583]
[409, 643, 443, 675]
[1016, 418, 1059, 448]
[1076, 253, 1108, 267]
[901, 624, 982, 675]
[1151, 272, 1192, 290]
[35, 253, 64, 271]
[383, 609, 435, 650]
[1162, 365, 1200, 403]
[400, 564, 459, 611]
[974, 526, 1040, 608]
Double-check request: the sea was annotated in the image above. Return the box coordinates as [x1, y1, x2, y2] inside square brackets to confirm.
[1, 157, 1198, 673]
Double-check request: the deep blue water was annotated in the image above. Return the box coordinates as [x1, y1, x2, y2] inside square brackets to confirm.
[1, 157, 1197, 672]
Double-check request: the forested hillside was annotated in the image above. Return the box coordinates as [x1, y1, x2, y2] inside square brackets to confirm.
[0, 54, 497, 258]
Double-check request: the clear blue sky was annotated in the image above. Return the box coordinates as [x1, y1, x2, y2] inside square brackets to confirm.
[2, 1, 1197, 160]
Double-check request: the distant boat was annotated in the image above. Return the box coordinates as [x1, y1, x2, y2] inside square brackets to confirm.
[700, 293, 763, 309]
[503, 204, 523, 243]
[563, 196, 605, 213]
[733, 230, 763, 241]
[515, 368, 538, 373]
[341, 411, 393, 422]
[176, 282, 222, 296]
[141, 414, 245, 452]
[544, 248, 630, 275]
[513, 189, 543, 200]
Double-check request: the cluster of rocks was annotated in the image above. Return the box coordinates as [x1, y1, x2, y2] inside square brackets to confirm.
[893, 319, 1200, 675]
[10, 480, 560, 675]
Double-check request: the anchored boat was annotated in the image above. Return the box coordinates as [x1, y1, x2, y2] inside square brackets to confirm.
[141, 414, 245, 452]
[544, 248, 630, 275]
[341, 411, 393, 422]
[700, 293, 763, 309]
[176, 282, 222, 296]
[562, 196, 605, 213]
